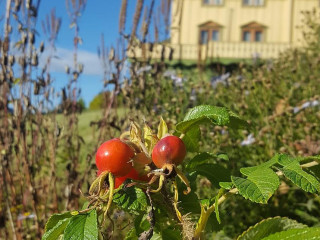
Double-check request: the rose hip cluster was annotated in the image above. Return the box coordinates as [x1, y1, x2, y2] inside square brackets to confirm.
[89, 122, 190, 223]
[95, 135, 187, 189]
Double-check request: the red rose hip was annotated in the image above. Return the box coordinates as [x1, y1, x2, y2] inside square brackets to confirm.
[95, 138, 134, 177]
[152, 135, 186, 168]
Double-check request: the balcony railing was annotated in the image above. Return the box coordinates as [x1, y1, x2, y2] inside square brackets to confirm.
[128, 41, 293, 61]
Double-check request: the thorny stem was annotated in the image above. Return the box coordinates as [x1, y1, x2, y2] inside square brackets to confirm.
[139, 188, 155, 240]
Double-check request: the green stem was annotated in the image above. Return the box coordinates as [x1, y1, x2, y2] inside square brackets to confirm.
[193, 188, 238, 239]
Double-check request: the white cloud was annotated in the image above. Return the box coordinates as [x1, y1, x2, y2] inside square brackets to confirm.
[41, 47, 104, 76]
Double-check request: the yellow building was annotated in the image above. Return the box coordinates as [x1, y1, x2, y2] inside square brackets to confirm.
[169, 0, 319, 60]
[130, 0, 319, 61]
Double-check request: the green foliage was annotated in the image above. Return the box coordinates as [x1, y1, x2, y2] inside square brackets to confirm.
[42, 212, 72, 240]
[191, 163, 231, 188]
[63, 211, 98, 240]
[89, 93, 104, 110]
[176, 105, 248, 134]
[77, 98, 86, 111]
[237, 217, 307, 240]
[44, 212, 73, 232]
[232, 168, 280, 204]
[186, 152, 218, 169]
[261, 227, 320, 240]
[277, 154, 320, 193]
[233, 154, 320, 203]
[42, 211, 98, 240]
[181, 126, 201, 152]
[186, 152, 228, 170]
[113, 186, 148, 215]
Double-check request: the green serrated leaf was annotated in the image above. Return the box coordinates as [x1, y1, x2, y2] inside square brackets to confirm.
[113, 187, 148, 215]
[191, 163, 231, 188]
[232, 168, 280, 203]
[181, 126, 200, 152]
[278, 154, 320, 193]
[261, 227, 320, 240]
[45, 212, 72, 232]
[157, 117, 168, 139]
[176, 105, 229, 133]
[219, 182, 234, 190]
[186, 152, 217, 170]
[240, 154, 280, 176]
[42, 217, 71, 240]
[237, 217, 307, 240]
[63, 210, 98, 240]
[176, 105, 248, 134]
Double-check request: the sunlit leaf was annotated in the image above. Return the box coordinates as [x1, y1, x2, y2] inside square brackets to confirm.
[261, 227, 320, 240]
[113, 186, 148, 215]
[232, 168, 280, 204]
[157, 117, 168, 139]
[63, 210, 98, 240]
[237, 217, 307, 240]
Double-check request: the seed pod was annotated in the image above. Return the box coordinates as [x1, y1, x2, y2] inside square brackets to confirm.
[29, 32, 35, 44]
[109, 47, 115, 61]
[9, 55, 15, 66]
[65, 66, 70, 74]
[18, 57, 26, 69]
[31, 53, 38, 66]
[34, 82, 40, 95]
[78, 63, 84, 74]
[14, 0, 21, 12]
[39, 41, 44, 53]
[26, 0, 32, 9]
[21, 33, 27, 46]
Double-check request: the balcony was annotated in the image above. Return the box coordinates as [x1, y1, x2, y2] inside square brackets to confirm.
[128, 41, 293, 61]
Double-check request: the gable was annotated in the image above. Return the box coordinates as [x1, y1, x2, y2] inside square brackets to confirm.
[241, 21, 267, 29]
[199, 21, 223, 29]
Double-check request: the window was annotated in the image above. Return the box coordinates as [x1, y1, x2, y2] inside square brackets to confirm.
[241, 22, 266, 42]
[199, 21, 223, 44]
[243, 31, 251, 42]
[212, 30, 219, 41]
[255, 31, 262, 42]
[203, 0, 223, 5]
[200, 30, 208, 44]
[243, 0, 264, 6]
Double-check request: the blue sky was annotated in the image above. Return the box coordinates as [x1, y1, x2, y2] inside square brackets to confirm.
[33, 0, 161, 107]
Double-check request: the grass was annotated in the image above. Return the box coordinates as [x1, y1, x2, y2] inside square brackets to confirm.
[56, 108, 128, 144]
